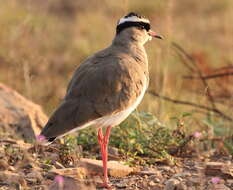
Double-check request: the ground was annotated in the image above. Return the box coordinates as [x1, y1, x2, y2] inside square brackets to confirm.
[0, 138, 232, 190]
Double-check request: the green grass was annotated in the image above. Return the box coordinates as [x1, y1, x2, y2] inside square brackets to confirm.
[75, 110, 233, 165]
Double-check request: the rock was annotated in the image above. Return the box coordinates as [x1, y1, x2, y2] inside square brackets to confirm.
[108, 146, 119, 156]
[164, 178, 187, 190]
[79, 158, 134, 177]
[226, 179, 233, 185]
[137, 167, 161, 176]
[108, 146, 120, 160]
[52, 158, 134, 180]
[221, 165, 233, 179]
[0, 171, 27, 187]
[0, 159, 8, 170]
[148, 181, 157, 186]
[158, 166, 174, 173]
[22, 163, 33, 170]
[0, 83, 47, 141]
[205, 162, 233, 178]
[26, 171, 43, 181]
[205, 162, 223, 176]
[49, 176, 95, 190]
[186, 176, 200, 186]
[8, 166, 16, 171]
[87, 175, 103, 184]
[153, 177, 161, 183]
[207, 184, 231, 190]
[51, 167, 88, 180]
[172, 172, 191, 178]
[116, 182, 127, 188]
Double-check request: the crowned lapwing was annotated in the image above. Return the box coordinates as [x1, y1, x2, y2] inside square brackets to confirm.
[40, 12, 162, 188]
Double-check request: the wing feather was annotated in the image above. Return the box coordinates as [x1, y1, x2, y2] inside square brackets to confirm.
[41, 49, 147, 139]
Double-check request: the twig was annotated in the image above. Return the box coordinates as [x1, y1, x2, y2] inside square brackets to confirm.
[173, 50, 196, 72]
[0, 139, 17, 144]
[147, 90, 233, 122]
[213, 65, 233, 72]
[172, 42, 217, 110]
[172, 42, 195, 63]
[183, 72, 233, 80]
[200, 135, 233, 142]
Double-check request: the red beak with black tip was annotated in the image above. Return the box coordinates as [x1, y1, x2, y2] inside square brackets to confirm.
[148, 30, 163, 39]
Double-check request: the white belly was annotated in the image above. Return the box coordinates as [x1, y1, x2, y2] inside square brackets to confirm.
[58, 83, 147, 139]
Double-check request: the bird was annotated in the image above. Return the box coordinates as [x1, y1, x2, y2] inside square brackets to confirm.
[39, 12, 162, 188]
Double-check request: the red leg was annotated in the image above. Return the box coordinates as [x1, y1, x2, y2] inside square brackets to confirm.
[97, 126, 112, 189]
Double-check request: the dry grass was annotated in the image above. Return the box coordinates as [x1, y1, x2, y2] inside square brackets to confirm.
[0, 0, 232, 128]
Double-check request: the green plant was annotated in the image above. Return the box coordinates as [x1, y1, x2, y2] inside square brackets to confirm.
[76, 111, 191, 165]
[202, 116, 233, 155]
[59, 135, 81, 166]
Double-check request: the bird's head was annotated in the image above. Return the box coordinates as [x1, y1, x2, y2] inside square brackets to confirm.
[116, 12, 162, 45]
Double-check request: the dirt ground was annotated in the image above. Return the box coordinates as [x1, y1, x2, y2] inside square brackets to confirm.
[0, 138, 232, 190]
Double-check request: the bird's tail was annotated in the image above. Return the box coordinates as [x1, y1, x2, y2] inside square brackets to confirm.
[38, 99, 80, 145]
[36, 133, 57, 145]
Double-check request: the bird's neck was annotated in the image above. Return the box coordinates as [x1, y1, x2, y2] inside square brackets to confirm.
[112, 31, 144, 49]
[113, 31, 146, 53]
[112, 32, 148, 65]
[113, 38, 144, 51]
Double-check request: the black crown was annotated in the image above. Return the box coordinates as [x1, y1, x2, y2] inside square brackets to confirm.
[125, 12, 144, 19]
[116, 12, 150, 35]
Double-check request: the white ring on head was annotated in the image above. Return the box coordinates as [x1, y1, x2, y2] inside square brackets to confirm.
[118, 16, 150, 25]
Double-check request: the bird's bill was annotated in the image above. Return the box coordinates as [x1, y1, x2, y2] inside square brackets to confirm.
[148, 30, 163, 39]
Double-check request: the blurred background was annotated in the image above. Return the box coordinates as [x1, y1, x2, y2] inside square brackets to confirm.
[0, 0, 232, 131]
[1, 2, 233, 189]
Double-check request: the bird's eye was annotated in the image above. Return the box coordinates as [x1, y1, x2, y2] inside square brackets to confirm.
[139, 25, 145, 30]
[144, 23, 150, 31]
[138, 23, 150, 31]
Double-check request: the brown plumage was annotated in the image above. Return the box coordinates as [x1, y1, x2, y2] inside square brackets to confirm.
[40, 12, 162, 188]
[41, 27, 150, 140]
